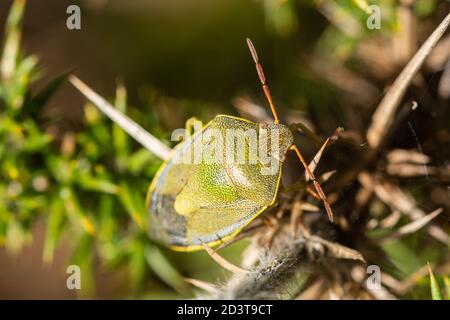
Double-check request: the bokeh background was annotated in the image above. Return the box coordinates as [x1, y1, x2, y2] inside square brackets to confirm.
[0, 0, 449, 299]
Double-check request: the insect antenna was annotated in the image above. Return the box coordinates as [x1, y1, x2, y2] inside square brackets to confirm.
[246, 38, 334, 222]
[246, 38, 280, 124]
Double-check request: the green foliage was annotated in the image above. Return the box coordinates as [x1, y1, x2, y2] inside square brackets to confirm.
[0, 0, 44, 252]
[0, 0, 187, 298]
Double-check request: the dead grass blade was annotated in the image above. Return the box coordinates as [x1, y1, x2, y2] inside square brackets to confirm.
[377, 208, 443, 242]
[308, 235, 366, 262]
[233, 96, 272, 122]
[367, 13, 450, 148]
[386, 163, 437, 177]
[438, 58, 450, 98]
[358, 173, 449, 245]
[69, 75, 171, 161]
[296, 280, 325, 300]
[387, 149, 430, 164]
[379, 210, 402, 228]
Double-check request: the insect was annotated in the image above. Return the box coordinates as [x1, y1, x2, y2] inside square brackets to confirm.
[70, 39, 334, 252]
[145, 39, 334, 251]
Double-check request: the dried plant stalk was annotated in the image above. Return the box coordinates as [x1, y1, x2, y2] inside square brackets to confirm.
[367, 13, 450, 148]
[69, 75, 172, 160]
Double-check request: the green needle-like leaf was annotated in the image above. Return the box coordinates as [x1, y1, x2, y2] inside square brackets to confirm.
[43, 197, 65, 263]
[444, 276, 450, 300]
[428, 263, 443, 300]
[1, 0, 26, 81]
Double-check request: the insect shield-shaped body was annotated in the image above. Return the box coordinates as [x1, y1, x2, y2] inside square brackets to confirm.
[146, 116, 293, 251]
[70, 38, 334, 253]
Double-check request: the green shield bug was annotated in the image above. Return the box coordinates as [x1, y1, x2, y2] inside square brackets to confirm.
[70, 39, 334, 252]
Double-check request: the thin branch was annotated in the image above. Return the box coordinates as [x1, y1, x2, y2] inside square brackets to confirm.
[367, 13, 450, 148]
[69, 75, 171, 161]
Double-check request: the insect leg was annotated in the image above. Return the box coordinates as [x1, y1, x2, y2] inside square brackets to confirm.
[246, 38, 280, 124]
[289, 122, 324, 146]
[290, 144, 334, 222]
[281, 175, 328, 202]
[305, 186, 321, 200]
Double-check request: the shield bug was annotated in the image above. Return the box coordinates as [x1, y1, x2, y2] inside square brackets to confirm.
[70, 39, 334, 252]
[146, 39, 334, 251]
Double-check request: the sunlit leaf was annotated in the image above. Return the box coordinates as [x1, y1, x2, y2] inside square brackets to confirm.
[428, 263, 443, 300]
[444, 276, 450, 300]
[113, 81, 129, 159]
[71, 233, 96, 297]
[1, 0, 26, 81]
[118, 182, 146, 230]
